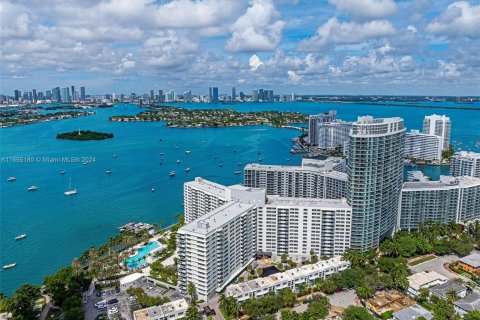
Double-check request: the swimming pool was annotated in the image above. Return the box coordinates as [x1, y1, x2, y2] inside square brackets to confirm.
[125, 241, 161, 269]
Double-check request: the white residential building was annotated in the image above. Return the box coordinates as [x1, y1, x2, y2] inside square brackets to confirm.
[399, 176, 480, 230]
[450, 151, 480, 178]
[406, 271, 447, 297]
[133, 299, 188, 320]
[315, 120, 352, 150]
[256, 196, 352, 261]
[308, 110, 337, 145]
[244, 158, 348, 199]
[423, 114, 451, 151]
[225, 256, 350, 302]
[405, 129, 442, 161]
[177, 201, 259, 301]
[184, 177, 265, 223]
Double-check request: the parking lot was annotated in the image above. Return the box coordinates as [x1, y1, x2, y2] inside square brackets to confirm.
[83, 279, 181, 320]
[409, 254, 470, 281]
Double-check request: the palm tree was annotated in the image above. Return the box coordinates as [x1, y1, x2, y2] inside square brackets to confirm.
[187, 282, 196, 304]
[71, 258, 82, 277]
[446, 289, 459, 302]
[356, 285, 374, 300]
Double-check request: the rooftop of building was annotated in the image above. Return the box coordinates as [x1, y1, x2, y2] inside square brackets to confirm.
[264, 196, 351, 210]
[429, 280, 466, 298]
[454, 151, 480, 160]
[407, 271, 447, 291]
[179, 201, 255, 235]
[402, 175, 480, 190]
[366, 290, 415, 315]
[226, 256, 349, 296]
[392, 304, 433, 320]
[454, 292, 480, 312]
[186, 177, 226, 198]
[354, 116, 404, 125]
[133, 299, 188, 320]
[119, 272, 144, 286]
[458, 252, 480, 268]
[245, 158, 347, 179]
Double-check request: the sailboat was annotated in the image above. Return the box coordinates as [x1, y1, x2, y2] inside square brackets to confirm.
[64, 178, 77, 196]
[27, 185, 38, 191]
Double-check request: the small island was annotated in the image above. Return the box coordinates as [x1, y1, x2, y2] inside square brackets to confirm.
[56, 130, 114, 141]
[109, 105, 308, 128]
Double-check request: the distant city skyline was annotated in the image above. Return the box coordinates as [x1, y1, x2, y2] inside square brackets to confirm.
[1, 0, 479, 95]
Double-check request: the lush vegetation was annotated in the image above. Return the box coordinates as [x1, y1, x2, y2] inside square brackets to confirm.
[442, 145, 456, 161]
[44, 267, 91, 320]
[110, 106, 308, 128]
[150, 262, 178, 285]
[281, 295, 329, 320]
[343, 306, 375, 320]
[380, 221, 477, 258]
[3, 284, 41, 319]
[126, 287, 169, 308]
[56, 130, 114, 141]
[0, 111, 94, 127]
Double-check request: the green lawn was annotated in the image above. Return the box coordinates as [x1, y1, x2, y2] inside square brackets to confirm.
[409, 255, 436, 266]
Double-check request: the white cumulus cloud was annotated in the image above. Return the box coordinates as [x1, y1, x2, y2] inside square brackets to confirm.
[298, 17, 396, 51]
[329, 0, 397, 20]
[225, 0, 285, 52]
[249, 54, 264, 71]
[427, 1, 480, 38]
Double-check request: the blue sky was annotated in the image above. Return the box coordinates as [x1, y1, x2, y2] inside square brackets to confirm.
[1, 0, 479, 96]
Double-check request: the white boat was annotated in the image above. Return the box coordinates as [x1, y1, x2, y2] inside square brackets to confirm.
[185, 168, 190, 172]
[113, 154, 117, 158]
[64, 178, 77, 196]
[160, 153, 164, 156]
[3, 263, 16, 269]
[185, 150, 191, 154]
[219, 163, 224, 167]
[234, 170, 242, 175]
[15, 234, 27, 240]
[151, 188, 155, 192]
[105, 170, 112, 174]
[60, 170, 66, 175]
[27, 185, 38, 191]
[175, 146, 179, 149]
[7, 177, 16, 182]
[176, 160, 180, 164]
[169, 171, 176, 177]
[258, 158, 263, 162]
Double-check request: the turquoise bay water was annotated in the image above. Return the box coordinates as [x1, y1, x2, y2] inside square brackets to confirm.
[1, 101, 479, 294]
[125, 241, 160, 269]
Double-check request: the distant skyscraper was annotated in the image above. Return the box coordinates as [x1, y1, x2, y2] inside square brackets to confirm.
[268, 90, 274, 102]
[71, 86, 75, 101]
[14, 90, 21, 101]
[80, 87, 86, 101]
[32, 89, 37, 102]
[166, 90, 175, 102]
[258, 89, 264, 101]
[184, 90, 192, 102]
[347, 116, 405, 250]
[46, 90, 52, 100]
[61, 87, 70, 103]
[130, 93, 136, 101]
[208, 87, 213, 102]
[150, 90, 154, 100]
[231, 87, 236, 101]
[239, 92, 245, 101]
[423, 114, 451, 151]
[52, 87, 61, 102]
[211, 87, 219, 103]
[158, 90, 164, 102]
[252, 90, 259, 102]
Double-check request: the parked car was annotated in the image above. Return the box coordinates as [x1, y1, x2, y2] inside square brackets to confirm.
[107, 298, 118, 305]
[108, 307, 118, 315]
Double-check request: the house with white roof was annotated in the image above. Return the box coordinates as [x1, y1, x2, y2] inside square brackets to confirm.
[406, 271, 447, 297]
